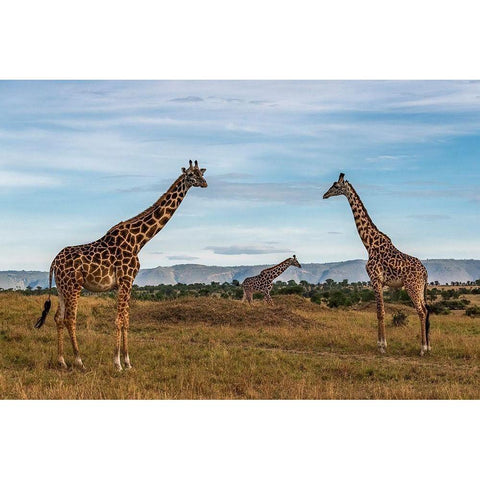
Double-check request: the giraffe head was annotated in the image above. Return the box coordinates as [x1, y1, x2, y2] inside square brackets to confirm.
[290, 255, 302, 268]
[182, 160, 208, 188]
[323, 172, 348, 199]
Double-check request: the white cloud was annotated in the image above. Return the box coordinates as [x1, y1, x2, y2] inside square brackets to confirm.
[167, 255, 200, 261]
[0, 170, 60, 188]
[205, 245, 292, 255]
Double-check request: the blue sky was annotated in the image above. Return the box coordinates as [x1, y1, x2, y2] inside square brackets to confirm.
[1, 80, 480, 270]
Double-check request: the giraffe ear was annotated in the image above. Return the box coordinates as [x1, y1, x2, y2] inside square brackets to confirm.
[338, 173, 345, 183]
[182, 167, 186, 173]
[200, 168, 206, 174]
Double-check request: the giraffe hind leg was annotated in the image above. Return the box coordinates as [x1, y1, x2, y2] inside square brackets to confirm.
[64, 287, 85, 369]
[405, 282, 429, 355]
[53, 291, 67, 369]
[426, 305, 431, 351]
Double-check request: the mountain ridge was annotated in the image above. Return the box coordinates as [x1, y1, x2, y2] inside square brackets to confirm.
[2, 259, 480, 290]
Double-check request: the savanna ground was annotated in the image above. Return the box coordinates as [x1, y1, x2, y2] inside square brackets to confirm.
[0, 291, 479, 399]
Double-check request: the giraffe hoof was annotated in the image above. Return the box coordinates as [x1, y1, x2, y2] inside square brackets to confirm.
[377, 341, 387, 354]
[114, 364, 123, 372]
[58, 357, 68, 369]
[74, 358, 85, 370]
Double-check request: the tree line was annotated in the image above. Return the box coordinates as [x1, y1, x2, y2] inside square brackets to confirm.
[4, 278, 480, 317]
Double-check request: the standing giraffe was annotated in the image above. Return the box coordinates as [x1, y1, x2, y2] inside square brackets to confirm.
[242, 255, 302, 305]
[323, 173, 431, 355]
[35, 160, 207, 370]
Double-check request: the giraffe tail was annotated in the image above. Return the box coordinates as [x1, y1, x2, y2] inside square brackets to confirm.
[424, 283, 431, 343]
[34, 263, 54, 329]
[34, 300, 51, 329]
[425, 305, 430, 340]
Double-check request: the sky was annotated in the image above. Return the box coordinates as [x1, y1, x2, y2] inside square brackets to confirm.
[1, 80, 480, 271]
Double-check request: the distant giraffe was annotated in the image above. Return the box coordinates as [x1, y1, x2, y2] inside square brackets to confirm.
[35, 160, 207, 370]
[323, 173, 431, 355]
[242, 255, 302, 305]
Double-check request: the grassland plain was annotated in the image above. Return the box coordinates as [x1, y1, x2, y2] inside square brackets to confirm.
[0, 292, 479, 399]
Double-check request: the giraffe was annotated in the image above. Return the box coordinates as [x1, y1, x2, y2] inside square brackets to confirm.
[323, 173, 431, 355]
[242, 255, 302, 305]
[35, 160, 207, 370]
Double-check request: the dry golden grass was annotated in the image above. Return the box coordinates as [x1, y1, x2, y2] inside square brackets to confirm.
[1, 292, 479, 399]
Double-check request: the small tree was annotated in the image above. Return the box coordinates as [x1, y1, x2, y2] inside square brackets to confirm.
[392, 310, 408, 327]
[466, 306, 480, 317]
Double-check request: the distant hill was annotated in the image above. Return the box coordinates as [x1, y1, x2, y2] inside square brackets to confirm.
[2, 259, 480, 290]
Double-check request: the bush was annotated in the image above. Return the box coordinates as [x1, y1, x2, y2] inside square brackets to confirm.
[429, 302, 451, 315]
[273, 285, 304, 296]
[387, 289, 411, 303]
[442, 299, 470, 310]
[392, 310, 408, 327]
[465, 306, 480, 317]
[327, 290, 352, 308]
[428, 299, 470, 315]
[359, 289, 375, 302]
[310, 293, 324, 305]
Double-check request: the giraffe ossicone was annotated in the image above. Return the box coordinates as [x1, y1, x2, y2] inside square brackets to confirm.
[242, 255, 302, 305]
[35, 160, 207, 370]
[323, 173, 431, 355]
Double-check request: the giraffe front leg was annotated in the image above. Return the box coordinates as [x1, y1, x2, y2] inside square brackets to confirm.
[373, 282, 387, 353]
[114, 319, 122, 371]
[243, 289, 253, 304]
[122, 326, 132, 369]
[418, 305, 429, 356]
[264, 288, 274, 306]
[114, 280, 132, 371]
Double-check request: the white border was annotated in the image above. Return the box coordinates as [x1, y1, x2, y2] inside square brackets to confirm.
[1, 0, 480, 79]
[2, 400, 479, 479]
[1, 1, 479, 478]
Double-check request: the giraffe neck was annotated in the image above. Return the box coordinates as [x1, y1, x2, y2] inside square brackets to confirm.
[345, 182, 385, 251]
[123, 175, 190, 252]
[262, 259, 293, 281]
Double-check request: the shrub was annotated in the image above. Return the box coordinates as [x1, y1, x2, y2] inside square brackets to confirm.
[429, 302, 451, 315]
[392, 310, 408, 327]
[360, 289, 375, 302]
[387, 289, 411, 303]
[327, 290, 352, 308]
[273, 285, 304, 296]
[465, 306, 480, 317]
[310, 293, 323, 305]
[442, 299, 470, 310]
[429, 299, 470, 315]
